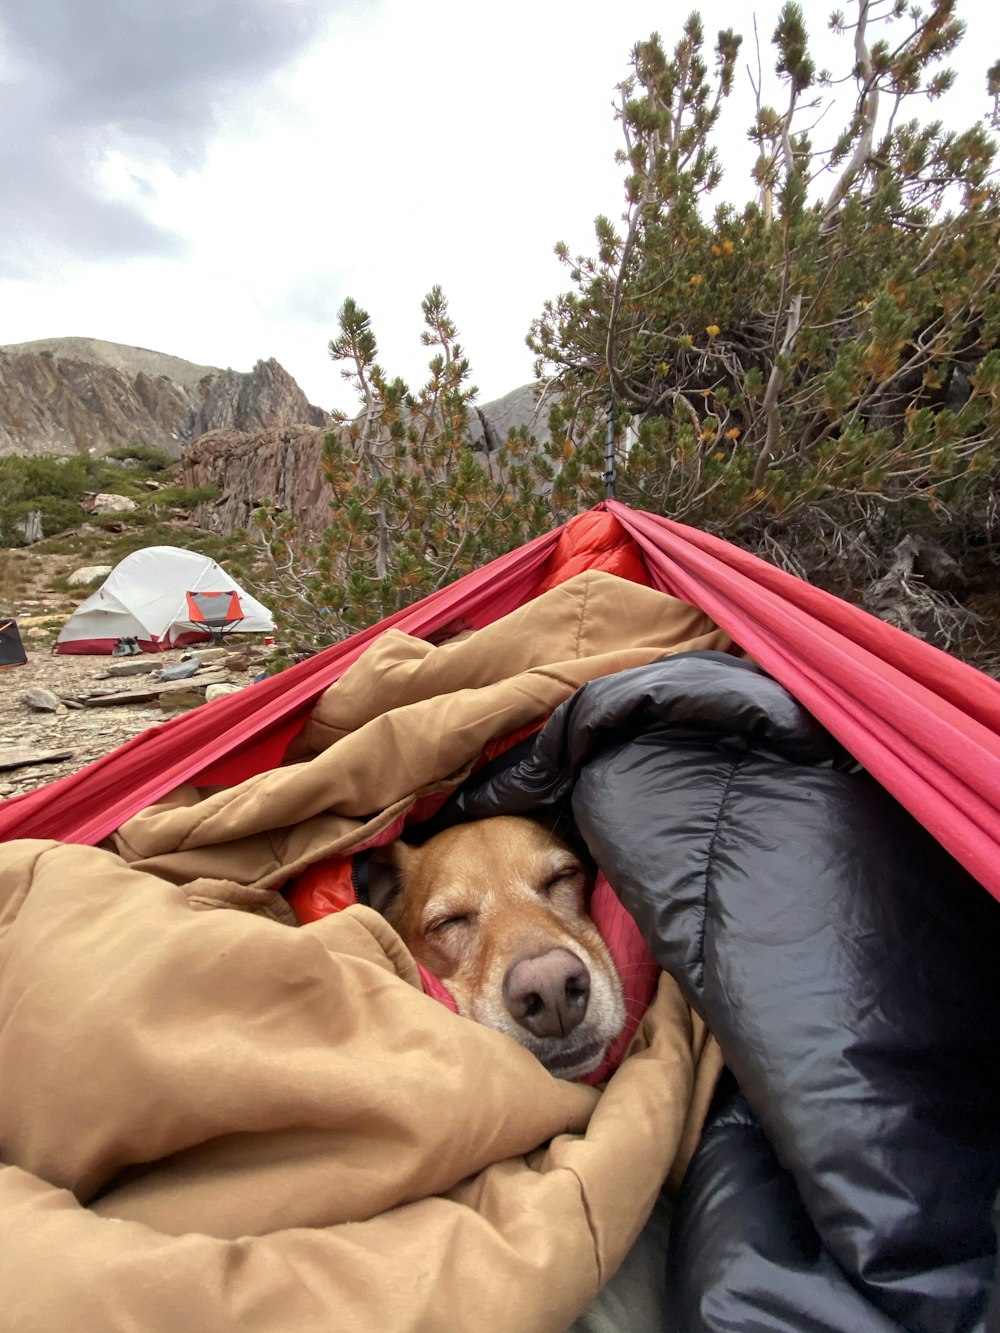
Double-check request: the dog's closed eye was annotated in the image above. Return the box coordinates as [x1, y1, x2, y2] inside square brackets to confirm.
[426, 911, 474, 935]
[373, 816, 624, 1080]
[542, 866, 584, 895]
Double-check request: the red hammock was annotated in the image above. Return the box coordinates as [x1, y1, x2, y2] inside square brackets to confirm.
[2, 503, 998, 904]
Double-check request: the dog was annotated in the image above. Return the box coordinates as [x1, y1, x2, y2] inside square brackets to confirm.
[371, 816, 625, 1080]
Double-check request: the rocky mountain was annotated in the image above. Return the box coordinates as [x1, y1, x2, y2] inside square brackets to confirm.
[467, 383, 553, 454]
[180, 384, 553, 539]
[181, 425, 331, 539]
[0, 337, 328, 458]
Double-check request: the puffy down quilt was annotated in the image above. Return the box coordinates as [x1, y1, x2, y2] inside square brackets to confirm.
[453, 650, 1000, 1332]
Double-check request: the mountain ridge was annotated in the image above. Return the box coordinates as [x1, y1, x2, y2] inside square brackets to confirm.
[0, 336, 329, 459]
[0, 336, 224, 391]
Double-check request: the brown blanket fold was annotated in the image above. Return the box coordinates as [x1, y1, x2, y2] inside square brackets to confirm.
[0, 572, 728, 1331]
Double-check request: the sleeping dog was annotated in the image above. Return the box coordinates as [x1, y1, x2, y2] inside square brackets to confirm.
[372, 816, 625, 1081]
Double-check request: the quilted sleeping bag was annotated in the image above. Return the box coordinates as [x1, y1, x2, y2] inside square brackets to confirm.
[451, 650, 1000, 1331]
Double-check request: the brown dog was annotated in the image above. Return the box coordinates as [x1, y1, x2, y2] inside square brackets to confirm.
[374, 816, 625, 1080]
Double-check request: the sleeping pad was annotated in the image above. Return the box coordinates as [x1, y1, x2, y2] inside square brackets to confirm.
[451, 650, 1000, 1332]
[0, 572, 729, 1333]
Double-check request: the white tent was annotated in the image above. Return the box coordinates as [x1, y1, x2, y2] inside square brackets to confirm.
[55, 546, 275, 655]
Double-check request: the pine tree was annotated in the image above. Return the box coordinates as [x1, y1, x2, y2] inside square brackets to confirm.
[529, 1, 1000, 593]
[257, 288, 555, 642]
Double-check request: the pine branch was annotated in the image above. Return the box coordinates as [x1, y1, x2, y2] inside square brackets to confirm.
[753, 294, 803, 489]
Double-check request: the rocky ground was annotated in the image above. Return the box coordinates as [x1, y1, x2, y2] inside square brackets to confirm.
[3, 512, 998, 806]
[0, 642, 268, 799]
[0, 536, 274, 800]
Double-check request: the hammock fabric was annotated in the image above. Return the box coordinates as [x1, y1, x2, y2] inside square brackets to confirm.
[2, 502, 998, 905]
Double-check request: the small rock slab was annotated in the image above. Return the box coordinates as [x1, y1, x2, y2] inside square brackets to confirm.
[156, 657, 203, 682]
[0, 747, 75, 772]
[155, 688, 208, 711]
[21, 687, 62, 713]
[82, 670, 230, 707]
[100, 660, 160, 678]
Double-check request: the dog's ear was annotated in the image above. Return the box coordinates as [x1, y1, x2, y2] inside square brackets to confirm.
[364, 841, 414, 918]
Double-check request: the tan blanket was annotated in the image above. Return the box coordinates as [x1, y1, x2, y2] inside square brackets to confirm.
[0, 572, 728, 1332]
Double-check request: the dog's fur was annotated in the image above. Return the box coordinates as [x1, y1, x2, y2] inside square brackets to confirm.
[373, 816, 625, 1080]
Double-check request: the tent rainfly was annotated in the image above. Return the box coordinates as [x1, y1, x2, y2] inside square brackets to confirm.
[54, 546, 275, 654]
[0, 619, 27, 669]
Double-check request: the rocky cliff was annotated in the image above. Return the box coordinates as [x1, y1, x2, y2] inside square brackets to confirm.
[180, 385, 552, 539]
[181, 425, 331, 539]
[0, 337, 328, 458]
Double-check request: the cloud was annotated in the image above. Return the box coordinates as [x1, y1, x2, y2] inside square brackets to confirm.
[0, 0, 339, 273]
[265, 273, 348, 327]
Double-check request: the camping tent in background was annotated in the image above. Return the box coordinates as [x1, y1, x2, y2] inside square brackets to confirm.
[2, 502, 999, 907]
[0, 619, 27, 669]
[54, 546, 274, 654]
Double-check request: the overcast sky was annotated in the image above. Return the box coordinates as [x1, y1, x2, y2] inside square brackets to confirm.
[0, 0, 996, 413]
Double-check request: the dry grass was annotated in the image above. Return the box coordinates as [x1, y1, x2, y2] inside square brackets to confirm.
[0, 550, 29, 606]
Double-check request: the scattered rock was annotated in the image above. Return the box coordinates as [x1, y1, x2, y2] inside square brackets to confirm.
[0, 613, 272, 797]
[205, 683, 242, 702]
[155, 687, 208, 711]
[83, 493, 138, 515]
[82, 670, 229, 707]
[0, 746, 75, 772]
[222, 652, 254, 673]
[21, 687, 61, 712]
[100, 659, 160, 677]
[67, 564, 112, 587]
[156, 657, 203, 681]
[14, 510, 42, 544]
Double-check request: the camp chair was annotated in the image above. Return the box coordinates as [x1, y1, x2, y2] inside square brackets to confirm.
[0, 619, 28, 670]
[184, 590, 245, 645]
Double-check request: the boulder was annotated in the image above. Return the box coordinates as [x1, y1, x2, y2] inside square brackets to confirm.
[84, 494, 138, 514]
[21, 687, 61, 712]
[205, 683, 243, 702]
[14, 510, 42, 544]
[67, 564, 112, 587]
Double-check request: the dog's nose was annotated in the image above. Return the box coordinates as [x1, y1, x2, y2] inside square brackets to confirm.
[503, 948, 591, 1038]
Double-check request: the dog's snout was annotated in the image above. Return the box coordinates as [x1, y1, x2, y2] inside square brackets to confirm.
[503, 948, 591, 1038]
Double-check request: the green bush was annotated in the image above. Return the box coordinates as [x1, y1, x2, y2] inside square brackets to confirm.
[0, 453, 205, 548]
[105, 445, 173, 470]
[139, 483, 219, 509]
